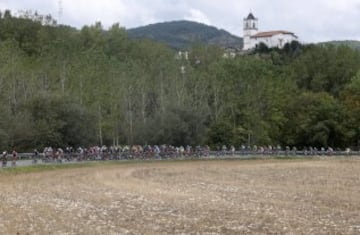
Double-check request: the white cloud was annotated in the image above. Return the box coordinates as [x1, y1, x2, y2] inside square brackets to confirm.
[185, 8, 211, 25]
[0, 0, 56, 16]
[62, 0, 128, 27]
[0, 0, 360, 42]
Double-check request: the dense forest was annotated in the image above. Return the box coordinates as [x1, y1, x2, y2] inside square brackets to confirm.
[0, 10, 360, 151]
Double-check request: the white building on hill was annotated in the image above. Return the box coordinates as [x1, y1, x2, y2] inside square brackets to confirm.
[243, 13, 298, 50]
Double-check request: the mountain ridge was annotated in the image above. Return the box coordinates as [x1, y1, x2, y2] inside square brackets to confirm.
[127, 20, 360, 51]
[127, 20, 243, 49]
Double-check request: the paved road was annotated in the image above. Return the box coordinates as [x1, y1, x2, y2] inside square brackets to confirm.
[1, 159, 77, 168]
[1, 160, 39, 168]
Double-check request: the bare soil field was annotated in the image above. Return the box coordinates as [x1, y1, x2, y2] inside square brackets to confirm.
[0, 158, 360, 235]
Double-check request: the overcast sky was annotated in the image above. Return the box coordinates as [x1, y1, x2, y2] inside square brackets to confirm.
[1, 0, 359, 43]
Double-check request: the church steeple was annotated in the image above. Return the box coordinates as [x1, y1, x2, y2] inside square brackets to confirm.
[246, 13, 256, 21]
[244, 12, 258, 31]
[243, 12, 258, 50]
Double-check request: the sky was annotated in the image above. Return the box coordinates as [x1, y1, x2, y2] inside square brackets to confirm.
[0, 0, 360, 43]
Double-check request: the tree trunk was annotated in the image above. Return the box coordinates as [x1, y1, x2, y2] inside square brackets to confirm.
[141, 90, 146, 125]
[127, 86, 134, 145]
[98, 104, 103, 146]
[60, 61, 66, 95]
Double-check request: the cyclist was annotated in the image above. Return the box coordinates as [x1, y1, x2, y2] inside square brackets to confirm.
[33, 149, 39, 164]
[11, 149, 17, 167]
[2, 151, 7, 168]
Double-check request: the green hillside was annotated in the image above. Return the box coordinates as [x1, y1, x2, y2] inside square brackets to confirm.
[320, 40, 360, 50]
[127, 20, 243, 49]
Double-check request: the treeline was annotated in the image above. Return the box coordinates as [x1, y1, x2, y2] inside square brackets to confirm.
[322, 40, 360, 51]
[0, 10, 360, 151]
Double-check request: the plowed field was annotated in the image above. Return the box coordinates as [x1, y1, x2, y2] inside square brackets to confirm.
[1, 159, 359, 234]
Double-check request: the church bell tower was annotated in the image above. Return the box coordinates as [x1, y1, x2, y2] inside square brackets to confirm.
[243, 12, 258, 50]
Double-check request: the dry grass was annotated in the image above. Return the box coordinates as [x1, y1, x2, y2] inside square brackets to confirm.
[0, 158, 360, 234]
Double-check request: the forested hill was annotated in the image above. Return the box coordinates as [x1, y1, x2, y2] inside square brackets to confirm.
[320, 40, 360, 50]
[127, 20, 243, 49]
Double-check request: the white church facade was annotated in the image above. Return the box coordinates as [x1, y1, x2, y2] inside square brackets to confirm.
[243, 13, 298, 51]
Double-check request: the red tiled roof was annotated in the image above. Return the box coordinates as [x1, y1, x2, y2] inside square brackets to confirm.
[251, 30, 297, 38]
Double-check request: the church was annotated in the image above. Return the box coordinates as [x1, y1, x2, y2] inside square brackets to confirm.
[243, 13, 298, 50]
